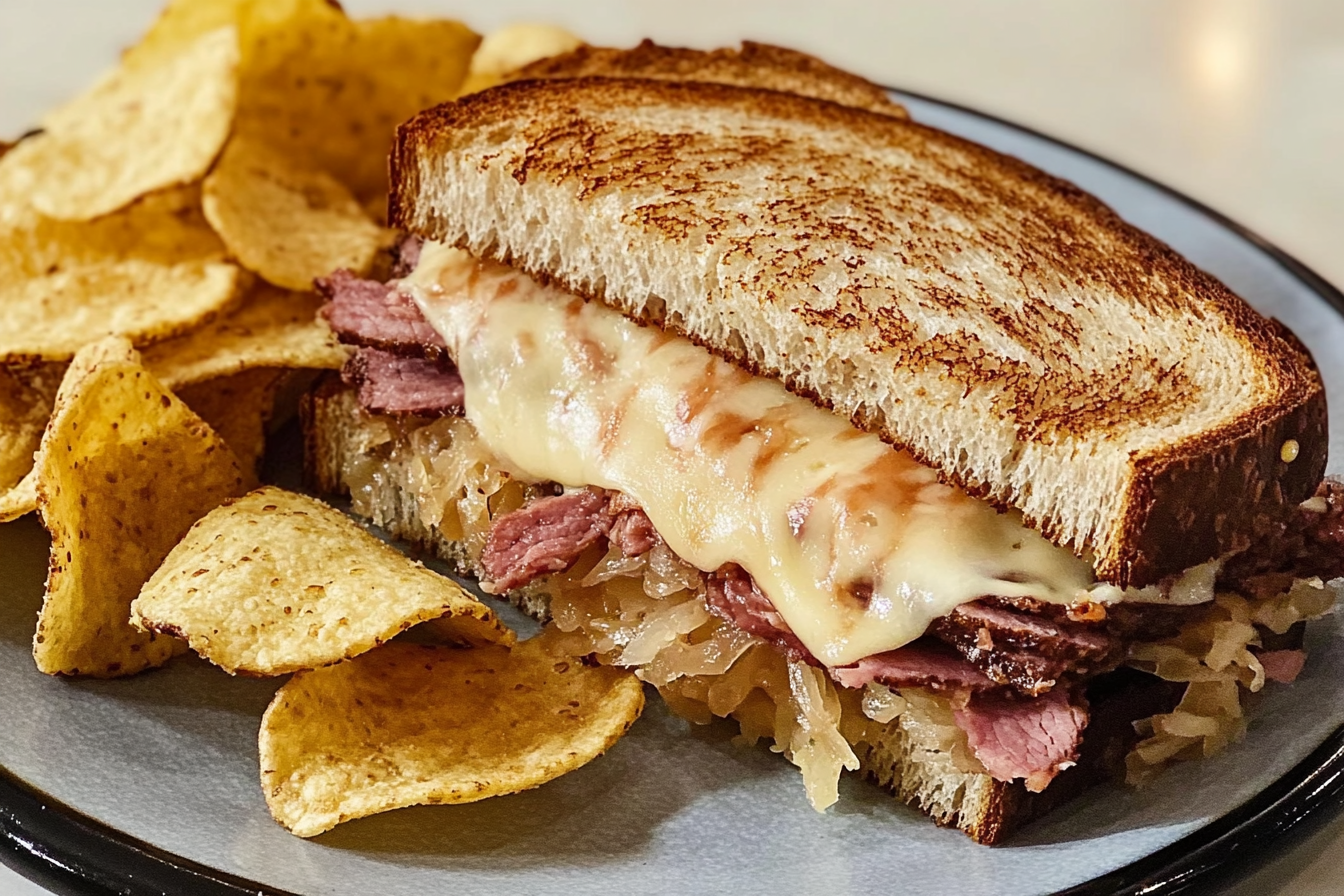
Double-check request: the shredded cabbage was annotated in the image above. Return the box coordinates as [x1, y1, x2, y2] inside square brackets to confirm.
[1126, 576, 1340, 784]
[345, 408, 1338, 801]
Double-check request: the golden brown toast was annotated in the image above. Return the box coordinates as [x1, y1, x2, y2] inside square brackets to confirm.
[505, 39, 906, 117]
[389, 77, 1326, 587]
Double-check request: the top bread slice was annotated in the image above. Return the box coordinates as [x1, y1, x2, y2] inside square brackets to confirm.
[388, 77, 1327, 588]
[504, 39, 907, 118]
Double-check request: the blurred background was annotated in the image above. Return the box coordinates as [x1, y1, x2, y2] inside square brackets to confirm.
[0, 2, 1341, 894]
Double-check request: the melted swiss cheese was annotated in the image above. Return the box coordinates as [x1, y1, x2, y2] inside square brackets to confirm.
[405, 243, 1096, 666]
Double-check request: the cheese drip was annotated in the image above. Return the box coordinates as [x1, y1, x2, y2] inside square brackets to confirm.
[406, 243, 1095, 666]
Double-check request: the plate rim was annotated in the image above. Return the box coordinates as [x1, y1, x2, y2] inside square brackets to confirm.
[2, 86, 1343, 896]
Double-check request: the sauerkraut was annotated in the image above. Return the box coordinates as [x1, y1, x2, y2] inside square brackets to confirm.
[543, 540, 863, 809]
[340, 412, 544, 560]
[344, 406, 1337, 803]
[1126, 576, 1340, 783]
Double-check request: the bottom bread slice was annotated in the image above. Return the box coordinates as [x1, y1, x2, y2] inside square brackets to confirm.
[301, 377, 1167, 844]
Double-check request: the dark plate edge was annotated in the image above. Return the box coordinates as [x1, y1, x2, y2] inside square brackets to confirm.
[0, 765, 299, 896]
[2, 87, 1341, 896]
[1053, 726, 1344, 896]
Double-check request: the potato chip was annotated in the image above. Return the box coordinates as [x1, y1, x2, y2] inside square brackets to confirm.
[234, 5, 479, 201]
[13, 28, 238, 221]
[0, 470, 38, 524]
[460, 24, 584, 94]
[34, 337, 248, 677]
[120, 0, 248, 72]
[0, 259, 244, 362]
[202, 138, 388, 291]
[0, 138, 45, 228]
[133, 486, 513, 676]
[0, 363, 64, 523]
[0, 364, 260, 525]
[0, 363, 62, 490]
[0, 184, 226, 282]
[259, 634, 644, 836]
[177, 368, 283, 479]
[145, 283, 347, 388]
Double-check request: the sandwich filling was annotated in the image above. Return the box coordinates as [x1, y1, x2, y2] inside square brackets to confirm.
[314, 239, 1342, 821]
[396, 241, 1215, 666]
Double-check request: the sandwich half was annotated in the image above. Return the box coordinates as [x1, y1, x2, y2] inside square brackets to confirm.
[305, 69, 1342, 843]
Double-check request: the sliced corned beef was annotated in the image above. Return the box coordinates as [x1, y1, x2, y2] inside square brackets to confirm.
[829, 640, 999, 692]
[318, 269, 449, 360]
[949, 647, 1066, 697]
[478, 489, 663, 593]
[929, 600, 1122, 696]
[342, 348, 464, 416]
[954, 688, 1089, 792]
[704, 563, 813, 662]
[480, 488, 613, 593]
[933, 600, 1115, 660]
[610, 507, 661, 557]
[1256, 649, 1306, 683]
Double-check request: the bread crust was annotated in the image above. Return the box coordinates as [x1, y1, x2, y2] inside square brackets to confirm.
[389, 78, 1327, 587]
[505, 39, 907, 118]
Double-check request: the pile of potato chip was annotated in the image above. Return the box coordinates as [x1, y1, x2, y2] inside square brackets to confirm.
[2, 0, 627, 837]
[132, 484, 641, 836]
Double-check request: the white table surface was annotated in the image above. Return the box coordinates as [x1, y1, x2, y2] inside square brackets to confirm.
[1, 2, 1342, 894]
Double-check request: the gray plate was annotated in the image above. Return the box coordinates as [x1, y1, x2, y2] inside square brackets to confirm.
[1, 91, 1343, 896]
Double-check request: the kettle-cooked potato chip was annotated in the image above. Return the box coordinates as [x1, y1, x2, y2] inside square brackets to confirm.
[0, 136, 46, 232]
[0, 363, 64, 522]
[0, 470, 38, 525]
[202, 138, 388, 291]
[13, 28, 239, 221]
[120, 0, 248, 72]
[0, 260, 244, 362]
[460, 23, 584, 94]
[145, 283, 347, 388]
[0, 363, 63, 522]
[0, 184, 226, 282]
[34, 337, 248, 677]
[234, 4, 479, 201]
[259, 634, 644, 836]
[177, 368, 284, 478]
[133, 486, 514, 677]
[0, 318, 288, 522]
[108, 1, 479, 204]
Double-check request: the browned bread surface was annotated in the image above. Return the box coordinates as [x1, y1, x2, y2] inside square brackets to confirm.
[390, 78, 1327, 587]
[505, 39, 907, 117]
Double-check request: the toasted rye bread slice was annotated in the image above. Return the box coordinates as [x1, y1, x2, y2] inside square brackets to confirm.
[389, 78, 1327, 587]
[301, 378, 1180, 844]
[504, 40, 907, 118]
